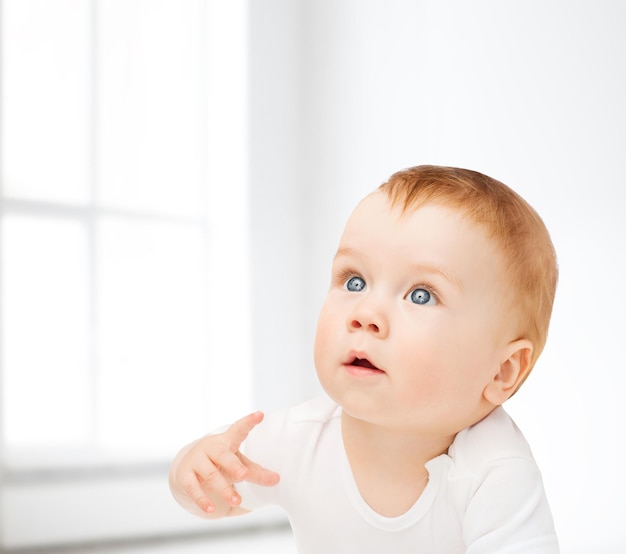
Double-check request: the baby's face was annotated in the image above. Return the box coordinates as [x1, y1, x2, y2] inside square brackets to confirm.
[314, 192, 515, 438]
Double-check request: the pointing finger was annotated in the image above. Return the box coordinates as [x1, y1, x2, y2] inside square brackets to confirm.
[223, 411, 265, 450]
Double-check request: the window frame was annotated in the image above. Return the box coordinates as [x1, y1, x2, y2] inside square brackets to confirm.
[0, 0, 260, 547]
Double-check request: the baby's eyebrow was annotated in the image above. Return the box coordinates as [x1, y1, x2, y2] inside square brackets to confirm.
[334, 247, 462, 290]
[408, 262, 463, 291]
[333, 247, 357, 260]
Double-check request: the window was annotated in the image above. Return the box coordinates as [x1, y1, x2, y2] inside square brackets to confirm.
[1, 0, 253, 547]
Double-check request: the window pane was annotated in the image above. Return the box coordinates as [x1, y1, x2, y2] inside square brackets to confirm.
[1, 0, 90, 204]
[96, 0, 203, 216]
[96, 218, 211, 454]
[1, 216, 91, 448]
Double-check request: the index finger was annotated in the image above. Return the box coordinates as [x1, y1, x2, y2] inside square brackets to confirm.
[223, 411, 265, 451]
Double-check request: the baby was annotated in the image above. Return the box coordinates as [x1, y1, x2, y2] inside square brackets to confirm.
[170, 165, 559, 553]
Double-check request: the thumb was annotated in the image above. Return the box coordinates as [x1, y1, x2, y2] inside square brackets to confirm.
[238, 453, 280, 487]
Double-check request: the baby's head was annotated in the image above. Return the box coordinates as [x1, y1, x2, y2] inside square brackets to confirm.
[314, 165, 558, 435]
[378, 165, 558, 381]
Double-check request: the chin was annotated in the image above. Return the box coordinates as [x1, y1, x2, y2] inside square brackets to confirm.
[330, 389, 389, 422]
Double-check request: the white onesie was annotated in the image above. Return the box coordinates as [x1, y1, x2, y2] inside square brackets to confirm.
[237, 395, 559, 553]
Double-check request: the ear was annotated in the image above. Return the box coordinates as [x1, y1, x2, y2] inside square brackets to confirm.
[483, 339, 534, 406]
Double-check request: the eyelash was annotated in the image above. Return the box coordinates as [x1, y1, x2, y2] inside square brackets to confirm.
[406, 281, 441, 304]
[336, 268, 361, 285]
[335, 269, 366, 293]
[335, 268, 441, 304]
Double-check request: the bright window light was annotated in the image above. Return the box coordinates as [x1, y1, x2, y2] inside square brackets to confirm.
[1, 0, 90, 204]
[1, 216, 91, 447]
[1, 0, 251, 466]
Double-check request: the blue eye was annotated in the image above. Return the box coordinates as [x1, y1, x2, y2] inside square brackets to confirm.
[407, 287, 436, 306]
[345, 276, 366, 292]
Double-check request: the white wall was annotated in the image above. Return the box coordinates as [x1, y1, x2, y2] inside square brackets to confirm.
[247, 0, 313, 409]
[249, 1, 626, 552]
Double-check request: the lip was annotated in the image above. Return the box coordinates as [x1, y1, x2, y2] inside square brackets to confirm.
[343, 350, 386, 376]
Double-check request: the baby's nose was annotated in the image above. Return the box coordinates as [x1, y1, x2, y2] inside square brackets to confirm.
[349, 319, 381, 333]
[347, 303, 388, 338]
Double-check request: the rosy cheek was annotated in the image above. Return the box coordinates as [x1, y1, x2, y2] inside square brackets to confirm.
[316, 301, 342, 337]
[395, 346, 448, 402]
[314, 310, 334, 367]
[401, 374, 438, 403]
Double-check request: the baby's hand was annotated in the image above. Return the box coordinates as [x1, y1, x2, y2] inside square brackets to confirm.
[168, 411, 280, 518]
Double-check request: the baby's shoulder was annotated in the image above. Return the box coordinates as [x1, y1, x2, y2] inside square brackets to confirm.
[242, 395, 340, 473]
[287, 394, 341, 424]
[447, 407, 535, 472]
[251, 394, 340, 445]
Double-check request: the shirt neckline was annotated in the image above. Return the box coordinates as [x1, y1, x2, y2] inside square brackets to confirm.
[335, 412, 444, 532]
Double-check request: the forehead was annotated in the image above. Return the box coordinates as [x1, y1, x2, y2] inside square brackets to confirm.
[339, 192, 505, 276]
[342, 192, 477, 242]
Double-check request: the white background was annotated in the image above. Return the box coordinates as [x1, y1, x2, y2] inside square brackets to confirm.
[1, 1, 624, 552]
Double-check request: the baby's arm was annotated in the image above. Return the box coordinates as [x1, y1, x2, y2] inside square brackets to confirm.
[168, 411, 280, 519]
[464, 458, 559, 553]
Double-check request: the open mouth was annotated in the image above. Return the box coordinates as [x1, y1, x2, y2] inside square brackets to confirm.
[352, 357, 379, 370]
[346, 355, 385, 374]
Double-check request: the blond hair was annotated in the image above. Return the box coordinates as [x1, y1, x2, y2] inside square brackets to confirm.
[379, 165, 558, 377]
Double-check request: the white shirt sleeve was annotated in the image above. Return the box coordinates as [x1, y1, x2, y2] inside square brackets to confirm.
[462, 457, 559, 553]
